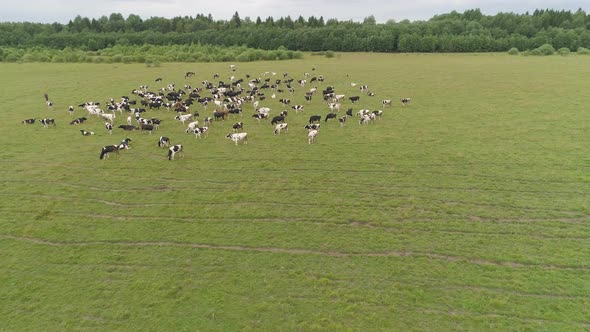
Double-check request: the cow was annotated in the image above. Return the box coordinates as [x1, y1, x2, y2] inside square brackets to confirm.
[141, 124, 154, 135]
[118, 125, 138, 131]
[158, 136, 171, 148]
[232, 122, 243, 133]
[339, 116, 347, 127]
[185, 120, 200, 133]
[309, 115, 321, 124]
[22, 118, 35, 124]
[271, 115, 285, 125]
[213, 110, 228, 120]
[80, 129, 94, 136]
[175, 113, 192, 124]
[307, 129, 318, 144]
[346, 108, 353, 117]
[357, 109, 371, 117]
[349, 96, 360, 103]
[304, 124, 320, 131]
[372, 110, 383, 119]
[367, 92, 376, 97]
[359, 85, 369, 92]
[99, 145, 119, 160]
[226, 132, 248, 145]
[193, 126, 208, 139]
[381, 99, 392, 107]
[252, 113, 268, 123]
[401, 98, 411, 106]
[119, 138, 132, 150]
[40, 118, 56, 128]
[328, 103, 341, 113]
[291, 105, 304, 113]
[273, 123, 288, 135]
[325, 113, 337, 122]
[168, 144, 184, 160]
[105, 122, 113, 134]
[69, 117, 87, 125]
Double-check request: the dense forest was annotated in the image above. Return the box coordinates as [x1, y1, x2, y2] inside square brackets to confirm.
[1, 8, 590, 61]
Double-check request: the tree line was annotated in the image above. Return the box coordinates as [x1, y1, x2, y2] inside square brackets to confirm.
[1, 8, 590, 55]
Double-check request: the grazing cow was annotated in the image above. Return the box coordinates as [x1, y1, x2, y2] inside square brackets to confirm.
[359, 114, 373, 125]
[193, 126, 208, 139]
[203, 117, 213, 126]
[291, 105, 304, 113]
[127, 115, 133, 125]
[80, 129, 94, 136]
[151, 118, 162, 129]
[357, 109, 371, 117]
[359, 85, 369, 92]
[252, 113, 268, 123]
[328, 103, 341, 113]
[307, 129, 318, 144]
[100, 113, 115, 123]
[279, 98, 291, 105]
[271, 115, 285, 125]
[141, 124, 154, 135]
[185, 71, 196, 79]
[346, 108, 353, 117]
[69, 117, 87, 125]
[381, 99, 392, 107]
[158, 136, 171, 148]
[68, 105, 74, 116]
[349, 96, 360, 103]
[304, 124, 320, 131]
[105, 122, 113, 134]
[304, 95, 312, 103]
[273, 123, 288, 135]
[367, 92, 376, 97]
[213, 110, 228, 120]
[118, 125, 137, 131]
[226, 132, 248, 145]
[372, 110, 383, 119]
[22, 118, 35, 124]
[99, 145, 119, 160]
[185, 120, 200, 133]
[168, 144, 184, 160]
[309, 115, 321, 124]
[339, 116, 347, 127]
[325, 113, 337, 122]
[232, 122, 243, 133]
[40, 118, 56, 128]
[175, 113, 192, 124]
[401, 98, 411, 106]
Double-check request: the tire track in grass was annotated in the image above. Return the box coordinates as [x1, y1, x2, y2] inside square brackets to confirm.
[2, 234, 590, 271]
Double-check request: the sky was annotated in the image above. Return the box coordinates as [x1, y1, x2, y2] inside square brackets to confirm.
[0, 0, 587, 24]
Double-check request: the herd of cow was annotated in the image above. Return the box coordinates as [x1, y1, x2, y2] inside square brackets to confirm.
[22, 65, 411, 160]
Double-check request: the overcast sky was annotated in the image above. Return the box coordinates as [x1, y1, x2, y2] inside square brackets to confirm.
[1, 0, 587, 24]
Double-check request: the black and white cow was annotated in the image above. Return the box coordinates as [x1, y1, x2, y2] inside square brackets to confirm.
[193, 126, 208, 139]
[141, 124, 154, 135]
[105, 122, 113, 134]
[80, 129, 94, 136]
[271, 115, 285, 125]
[175, 113, 192, 124]
[372, 110, 383, 119]
[40, 118, 56, 128]
[367, 92, 376, 97]
[69, 117, 87, 125]
[68, 105, 74, 116]
[346, 108, 353, 117]
[22, 118, 35, 124]
[252, 113, 268, 123]
[381, 99, 392, 107]
[291, 105, 304, 113]
[401, 98, 411, 106]
[185, 120, 200, 133]
[273, 123, 288, 135]
[232, 122, 244, 133]
[118, 124, 138, 131]
[226, 132, 248, 145]
[99, 145, 119, 159]
[168, 144, 184, 160]
[349, 96, 360, 103]
[325, 113, 337, 122]
[309, 115, 321, 124]
[359, 85, 369, 92]
[339, 116, 347, 127]
[307, 129, 318, 144]
[304, 124, 320, 131]
[119, 138, 132, 150]
[158, 136, 171, 148]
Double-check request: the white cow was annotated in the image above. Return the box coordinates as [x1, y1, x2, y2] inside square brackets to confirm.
[307, 129, 318, 144]
[226, 132, 248, 145]
[273, 123, 288, 135]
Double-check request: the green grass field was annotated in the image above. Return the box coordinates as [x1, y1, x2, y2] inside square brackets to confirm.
[1, 53, 589, 331]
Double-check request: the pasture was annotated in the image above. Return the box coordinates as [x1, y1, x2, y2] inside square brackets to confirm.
[1, 53, 589, 330]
